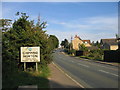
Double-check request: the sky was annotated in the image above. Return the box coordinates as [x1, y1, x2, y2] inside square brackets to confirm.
[1, 1, 119, 44]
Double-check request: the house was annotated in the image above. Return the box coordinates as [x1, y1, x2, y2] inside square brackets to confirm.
[82, 40, 91, 47]
[87, 46, 99, 50]
[117, 38, 120, 50]
[72, 35, 91, 50]
[100, 38, 118, 50]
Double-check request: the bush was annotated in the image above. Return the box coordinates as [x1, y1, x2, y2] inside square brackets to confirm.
[80, 49, 104, 61]
[2, 12, 56, 89]
[88, 50, 104, 60]
[65, 49, 76, 55]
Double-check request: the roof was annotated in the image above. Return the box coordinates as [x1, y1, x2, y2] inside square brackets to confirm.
[104, 42, 118, 45]
[101, 38, 116, 43]
[87, 46, 99, 50]
[101, 38, 118, 45]
[82, 40, 91, 44]
[117, 38, 120, 40]
[74, 35, 81, 40]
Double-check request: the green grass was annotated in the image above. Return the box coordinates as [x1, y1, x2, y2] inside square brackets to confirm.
[2, 65, 50, 90]
[79, 55, 103, 61]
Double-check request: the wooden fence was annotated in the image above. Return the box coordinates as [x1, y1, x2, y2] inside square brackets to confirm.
[104, 50, 120, 62]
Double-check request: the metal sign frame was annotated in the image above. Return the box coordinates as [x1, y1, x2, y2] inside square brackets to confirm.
[21, 47, 40, 71]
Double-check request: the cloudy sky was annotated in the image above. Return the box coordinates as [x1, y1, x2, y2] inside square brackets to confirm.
[2, 1, 119, 44]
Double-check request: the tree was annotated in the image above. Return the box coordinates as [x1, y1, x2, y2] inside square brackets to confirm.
[94, 41, 101, 48]
[0, 19, 12, 32]
[116, 34, 119, 38]
[79, 44, 88, 51]
[64, 39, 69, 48]
[60, 39, 69, 49]
[61, 41, 65, 47]
[48, 35, 59, 51]
[2, 12, 60, 89]
[91, 41, 95, 46]
[2, 12, 53, 73]
[68, 42, 73, 50]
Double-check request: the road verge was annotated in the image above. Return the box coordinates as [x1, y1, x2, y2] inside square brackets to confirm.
[61, 52, 119, 67]
[48, 62, 84, 88]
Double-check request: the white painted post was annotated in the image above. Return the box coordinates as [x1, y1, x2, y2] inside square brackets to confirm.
[36, 62, 38, 72]
[24, 62, 26, 71]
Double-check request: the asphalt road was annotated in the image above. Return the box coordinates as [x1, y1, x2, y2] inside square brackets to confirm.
[52, 49, 119, 88]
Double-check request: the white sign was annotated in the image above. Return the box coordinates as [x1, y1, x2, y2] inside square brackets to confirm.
[21, 47, 40, 62]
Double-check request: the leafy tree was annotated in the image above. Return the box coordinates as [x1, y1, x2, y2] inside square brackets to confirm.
[0, 19, 12, 32]
[64, 39, 69, 48]
[48, 35, 59, 51]
[94, 41, 101, 49]
[2, 12, 59, 89]
[79, 44, 88, 51]
[116, 34, 119, 39]
[61, 39, 69, 49]
[68, 42, 73, 50]
[61, 41, 65, 47]
[91, 41, 95, 46]
[2, 12, 54, 74]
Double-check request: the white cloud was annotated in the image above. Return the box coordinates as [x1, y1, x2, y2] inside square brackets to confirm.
[49, 16, 118, 31]
[85, 16, 118, 26]
[47, 28, 116, 45]
[47, 16, 118, 44]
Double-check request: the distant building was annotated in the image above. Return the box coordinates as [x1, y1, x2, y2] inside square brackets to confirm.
[117, 38, 120, 50]
[100, 38, 118, 50]
[82, 40, 91, 47]
[72, 35, 91, 50]
[87, 46, 99, 50]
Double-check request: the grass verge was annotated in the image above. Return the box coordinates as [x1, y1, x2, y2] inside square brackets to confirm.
[79, 55, 103, 61]
[2, 65, 50, 90]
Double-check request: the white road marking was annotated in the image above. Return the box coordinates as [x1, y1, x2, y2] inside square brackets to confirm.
[78, 63, 89, 68]
[92, 63, 118, 71]
[99, 70, 118, 77]
[71, 61, 74, 63]
[75, 57, 79, 58]
[78, 60, 118, 71]
[59, 52, 118, 71]
[52, 62, 85, 88]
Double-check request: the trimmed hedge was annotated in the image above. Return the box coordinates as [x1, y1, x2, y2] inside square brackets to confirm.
[104, 50, 120, 62]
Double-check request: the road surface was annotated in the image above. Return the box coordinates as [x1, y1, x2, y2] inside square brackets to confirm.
[52, 49, 119, 88]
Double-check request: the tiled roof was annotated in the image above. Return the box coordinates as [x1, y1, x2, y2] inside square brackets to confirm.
[105, 42, 118, 45]
[101, 38, 118, 45]
[82, 40, 91, 44]
[74, 35, 81, 40]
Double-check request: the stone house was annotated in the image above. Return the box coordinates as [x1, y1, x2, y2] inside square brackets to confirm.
[117, 38, 120, 50]
[72, 35, 91, 50]
[100, 38, 118, 50]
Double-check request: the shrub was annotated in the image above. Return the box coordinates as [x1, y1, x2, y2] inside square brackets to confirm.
[2, 12, 57, 89]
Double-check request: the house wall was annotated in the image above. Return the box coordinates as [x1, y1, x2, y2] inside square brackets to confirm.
[72, 38, 91, 50]
[103, 44, 118, 50]
[110, 45, 118, 50]
[72, 38, 83, 50]
[84, 43, 91, 47]
[103, 44, 110, 50]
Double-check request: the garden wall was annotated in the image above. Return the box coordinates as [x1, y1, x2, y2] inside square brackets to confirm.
[104, 50, 120, 62]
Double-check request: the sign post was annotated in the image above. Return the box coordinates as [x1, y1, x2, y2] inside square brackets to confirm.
[21, 47, 40, 72]
[36, 62, 38, 72]
[24, 62, 26, 71]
